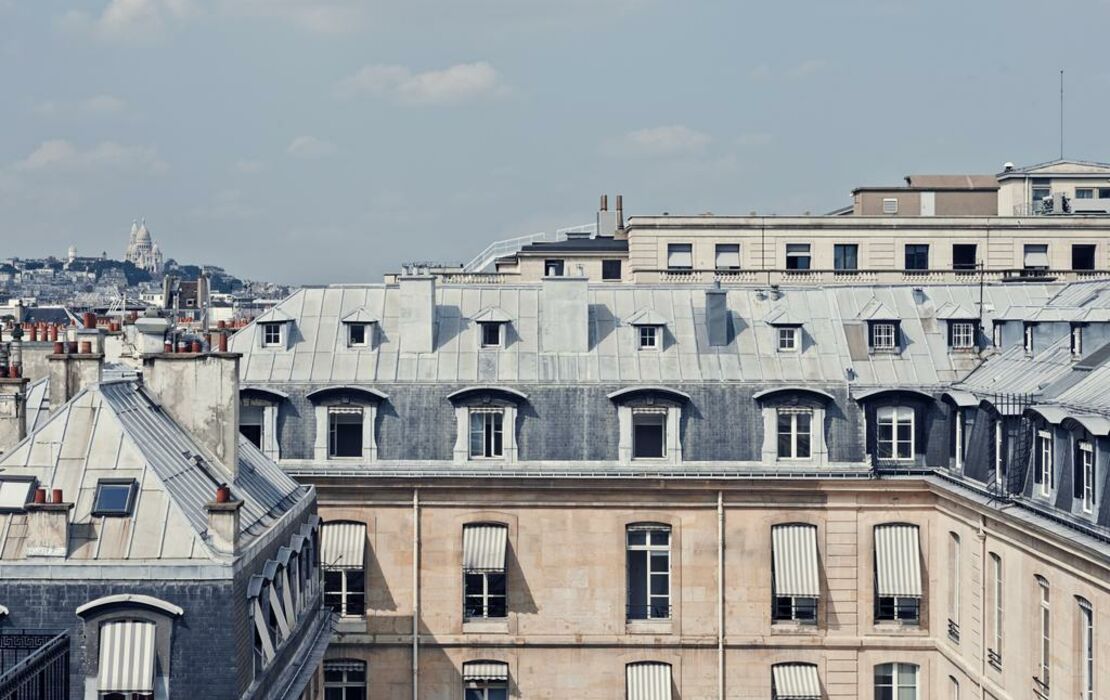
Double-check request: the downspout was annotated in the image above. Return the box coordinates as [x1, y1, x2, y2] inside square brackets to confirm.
[413, 488, 420, 700]
[978, 514, 987, 697]
[717, 490, 724, 700]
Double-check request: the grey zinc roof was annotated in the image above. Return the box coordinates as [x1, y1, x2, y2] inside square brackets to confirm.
[956, 337, 1075, 399]
[231, 281, 1060, 389]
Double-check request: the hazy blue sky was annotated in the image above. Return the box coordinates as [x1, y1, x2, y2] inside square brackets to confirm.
[2, 1, 1108, 284]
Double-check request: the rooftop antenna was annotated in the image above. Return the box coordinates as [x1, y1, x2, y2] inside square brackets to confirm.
[1059, 69, 1064, 160]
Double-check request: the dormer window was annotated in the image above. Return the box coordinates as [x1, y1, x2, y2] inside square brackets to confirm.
[480, 322, 502, 348]
[348, 323, 369, 347]
[628, 308, 667, 351]
[93, 479, 137, 516]
[473, 307, 511, 349]
[948, 321, 976, 351]
[1071, 323, 1084, 356]
[262, 323, 282, 347]
[992, 322, 1002, 348]
[341, 307, 378, 350]
[0, 478, 35, 513]
[868, 321, 900, 352]
[1024, 322, 1036, 354]
[639, 326, 658, 350]
[777, 327, 799, 352]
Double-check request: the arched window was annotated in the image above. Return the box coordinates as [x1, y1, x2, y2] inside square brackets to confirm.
[1077, 596, 1094, 700]
[1036, 576, 1050, 693]
[321, 521, 367, 618]
[874, 663, 918, 700]
[626, 523, 671, 621]
[77, 595, 181, 700]
[462, 523, 508, 621]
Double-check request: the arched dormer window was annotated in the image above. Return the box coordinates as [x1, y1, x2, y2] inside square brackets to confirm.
[240, 386, 288, 460]
[306, 386, 388, 463]
[753, 386, 835, 466]
[608, 387, 690, 465]
[854, 388, 935, 465]
[77, 595, 183, 700]
[448, 387, 528, 464]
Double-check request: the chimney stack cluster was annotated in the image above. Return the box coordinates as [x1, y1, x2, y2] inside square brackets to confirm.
[597, 193, 625, 237]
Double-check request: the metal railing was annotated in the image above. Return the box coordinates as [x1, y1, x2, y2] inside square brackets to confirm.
[987, 648, 1002, 670]
[636, 267, 1110, 285]
[947, 618, 960, 643]
[626, 604, 672, 621]
[0, 632, 68, 700]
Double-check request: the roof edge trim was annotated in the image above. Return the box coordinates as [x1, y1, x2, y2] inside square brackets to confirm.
[753, 386, 836, 403]
[76, 594, 184, 618]
[305, 385, 389, 403]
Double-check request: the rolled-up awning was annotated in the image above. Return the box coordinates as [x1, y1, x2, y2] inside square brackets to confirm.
[874, 524, 922, 597]
[463, 661, 509, 681]
[1024, 248, 1050, 268]
[463, 524, 508, 573]
[98, 620, 156, 693]
[321, 522, 366, 570]
[626, 662, 672, 700]
[772, 524, 820, 597]
[772, 663, 821, 699]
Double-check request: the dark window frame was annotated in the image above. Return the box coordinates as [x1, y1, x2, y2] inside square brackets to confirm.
[92, 479, 138, 517]
[601, 259, 623, 281]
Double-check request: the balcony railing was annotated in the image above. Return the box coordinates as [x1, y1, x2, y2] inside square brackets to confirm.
[0, 632, 69, 700]
[987, 648, 1002, 670]
[947, 618, 960, 643]
[626, 603, 672, 621]
[636, 267, 1110, 285]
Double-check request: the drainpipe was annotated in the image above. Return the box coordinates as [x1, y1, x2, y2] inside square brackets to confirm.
[717, 490, 724, 700]
[978, 514, 987, 697]
[412, 488, 420, 700]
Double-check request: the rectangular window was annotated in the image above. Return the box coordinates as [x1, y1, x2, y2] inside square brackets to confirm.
[1035, 430, 1053, 496]
[952, 244, 977, 271]
[464, 571, 507, 619]
[1024, 243, 1050, 271]
[992, 322, 1002, 348]
[869, 322, 898, 351]
[666, 243, 693, 270]
[785, 243, 811, 270]
[773, 595, 817, 623]
[947, 532, 960, 642]
[771, 524, 819, 624]
[465, 680, 508, 700]
[544, 259, 565, 277]
[0, 479, 34, 512]
[874, 663, 918, 700]
[347, 323, 368, 347]
[1038, 578, 1051, 692]
[1072, 244, 1096, 271]
[638, 325, 658, 350]
[1071, 324, 1084, 356]
[882, 197, 899, 214]
[324, 569, 365, 617]
[877, 406, 914, 460]
[468, 410, 504, 459]
[1032, 187, 1051, 211]
[1079, 599, 1094, 700]
[626, 525, 670, 620]
[92, 480, 137, 516]
[1076, 187, 1094, 199]
[262, 323, 282, 347]
[950, 321, 975, 350]
[602, 259, 622, 280]
[994, 420, 1005, 487]
[904, 244, 929, 271]
[875, 595, 920, 623]
[328, 407, 364, 458]
[632, 410, 666, 459]
[776, 409, 812, 459]
[776, 326, 799, 352]
[324, 661, 367, 700]
[953, 409, 964, 470]
[480, 322, 502, 348]
[989, 553, 1003, 669]
[1078, 442, 1095, 514]
[714, 244, 740, 270]
[833, 243, 859, 271]
[1024, 322, 1035, 354]
[240, 404, 264, 449]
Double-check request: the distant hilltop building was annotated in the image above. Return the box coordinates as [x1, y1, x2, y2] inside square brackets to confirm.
[124, 218, 164, 274]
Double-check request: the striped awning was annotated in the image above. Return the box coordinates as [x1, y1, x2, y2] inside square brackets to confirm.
[874, 524, 922, 597]
[772, 524, 820, 597]
[463, 661, 508, 681]
[321, 522, 366, 570]
[463, 524, 507, 573]
[98, 620, 156, 693]
[626, 662, 672, 700]
[772, 663, 821, 699]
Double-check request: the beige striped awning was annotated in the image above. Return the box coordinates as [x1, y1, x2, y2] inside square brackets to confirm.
[772, 663, 821, 699]
[463, 661, 508, 681]
[874, 524, 922, 597]
[772, 524, 820, 598]
[322, 522, 366, 570]
[463, 524, 508, 573]
[626, 662, 672, 700]
[98, 620, 156, 693]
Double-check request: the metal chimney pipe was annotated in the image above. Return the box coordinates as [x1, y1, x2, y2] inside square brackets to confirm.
[600, 194, 608, 211]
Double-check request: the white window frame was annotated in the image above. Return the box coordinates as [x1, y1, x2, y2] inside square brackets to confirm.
[453, 402, 518, 464]
[994, 420, 1004, 487]
[328, 406, 364, 459]
[1038, 576, 1051, 692]
[948, 532, 960, 640]
[874, 663, 917, 699]
[989, 552, 1003, 668]
[617, 402, 682, 465]
[464, 679, 508, 700]
[261, 322, 282, 348]
[776, 326, 799, 352]
[626, 524, 671, 621]
[324, 569, 365, 618]
[785, 243, 811, 270]
[953, 409, 963, 470]
[666, 243, 693, 270]
[1079, 441, 1095, 514]
[882, 197, 899, 215]
[314, 402, 378, 463]
[631, 409, 667, 460]
[1072, 324, 1084, 356]
[877, 406, 914, 461]
[469, 408, 505, 460]
[1079, 598, 1094, 700]
[347, 323, 370, 348]
[324, 660, 367, 700]
[638, 325, 659, 350]
[992, 322, 1002, 348]
[714, 243, 740, 270]
[951, 321, 975, 350]
[479, 321, 503, 349]
[872, 322, 897, 351]
[776, 408, 812, 460]
[1037, 430, 1053, 497]
[1024, 323, 1035, 354]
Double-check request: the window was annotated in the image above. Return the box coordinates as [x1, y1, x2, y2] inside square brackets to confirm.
[952, 409, 964, 470]
[93, 480, 137, 516]
[1072, 244, 1096, 270]
[1035, 430, 1053, 496]
[469, 409, 504, 459]
[262, 322, 282, 347]
[324, 569, 365, 617]
[714, 244, 740, 270]
[785, 243, 811, 270]
[328, 407, 364, 458]
[877, 407, 914, 460]
[771, 524, 819, 623]
[464, 669, 508, 700]
[988, 553, 1002, 669]
[462, 524, 508, 621]
[834, 243, 859, 271]
[631, 410, 666, 459]
[347, 323, 369, 347]
[602, 259, 622, 280]
[994, 419, 1005, 487]
[882, 198, 899, 214]
[1024, 322, 1035, 354]
[479, 322, 502, 348]
[1071, 323, 1084, 356]
[947, 532, 960, 642]
[240, 404, 263, 449]
[0, 478, 34, 512]
[544, 259, 564, 277]
[464, 570, 506, 620]
[1077, 441, 1095, 514]
[949, 321, 975, 350]
[1100, 188, 1110, 199]
[98, 619, 157, 699]
[1024, 243, 1050, 271]
[904, 244, 929, 271]
[874, 663, 917, 700]
[1078, 598, 1094, 700]
[1037, 576, 1050, 694]
[776, 409, 812, 459]
[638, 325, 659, 350]
[626, 524, 670, 620]
[992, 322, 1002, 348]
[626, 662, 672, 700]
[776, 326, 799, 352]
[666, 243, 692, 270]
[949, 676, 959, 700]
[874, 524, 922, 623]
[324, 660, 367, 700]
[952, 244, 977, 271]
[869, 321, 899, 351]
[771, 663, 820, 699]
[1033, 186, 1051, 207]
[1076, 187, 1094, 199]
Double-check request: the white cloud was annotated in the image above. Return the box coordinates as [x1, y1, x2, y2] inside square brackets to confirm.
[605, 125, 712, 157]
[15, 139, 167, 173]
[336, 62, 508, 104]
[286, 136, 336, 159]
[60, 0, 194, 41]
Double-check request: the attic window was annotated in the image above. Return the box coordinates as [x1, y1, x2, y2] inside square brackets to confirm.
[638, 326, 658, 350]
[1071, 323, 1084, 356]
[348, 323, 369, 347]
[0, 478, 35, 512]
[261, 323, 282, 347]
[777, 327, 799, 352]
[882, 198, 899, 214]
[949, 321, 976, 350]
[868, 321, 900, 352]
[480, 322, 502, 348]
[93, 480, 137, 517]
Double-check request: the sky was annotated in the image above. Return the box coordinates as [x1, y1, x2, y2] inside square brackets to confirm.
[2, 1, 1109, 285]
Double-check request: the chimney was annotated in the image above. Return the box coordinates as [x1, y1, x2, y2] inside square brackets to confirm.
[206, 484, 242, 555]
[142, 351, 241, 478]
[616, 194, 624, 230]
[25, 488, 72, 558]
[398, 276, 436, 353]
[541, 277, 589, 352]
[48, 329, 104, 410]
[705, 285, 732, 346]
[597, 193, 620, 238]
[130, 315, 172, 356]
[0, 376, 28, 454]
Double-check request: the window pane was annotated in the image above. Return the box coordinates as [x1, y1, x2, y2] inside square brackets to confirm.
[650, 551, 669, 572]
[632, 417, 665, 458]
[465, 573, 484, 596]
[627, 550, 647, 616]
[487, 596, 507, 618]
[777, 413, 792, 457]
[95, 484, 132, 513]
[650, 575, 669, 595]
[465, 690, 484, 700]
[649, 529, 669, 546]
[487, 573, 506, 594]
[627, 530, 647, 546]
